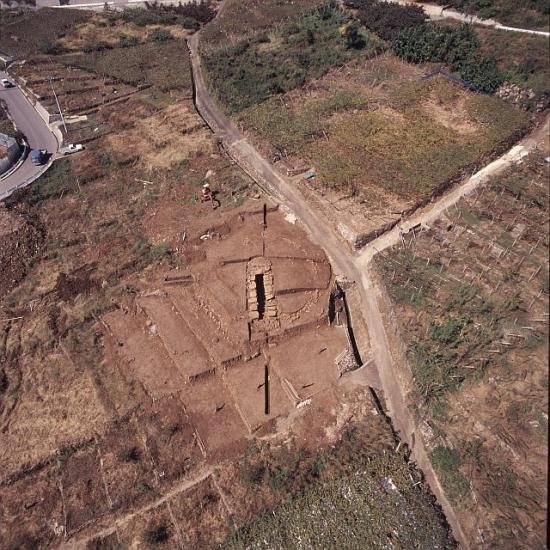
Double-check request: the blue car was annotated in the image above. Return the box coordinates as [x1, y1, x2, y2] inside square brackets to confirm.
[30, 149, 46, 166]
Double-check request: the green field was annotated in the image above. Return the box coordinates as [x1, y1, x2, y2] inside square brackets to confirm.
[239, 67, 528, 199]
[202, 2, 384, 113]
[223, 452, 455, 549]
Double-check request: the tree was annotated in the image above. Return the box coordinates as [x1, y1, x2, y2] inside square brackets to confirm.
[343, 21, 365, 49]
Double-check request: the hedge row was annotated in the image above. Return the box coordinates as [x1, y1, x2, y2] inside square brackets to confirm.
[345, 0, 504, 93]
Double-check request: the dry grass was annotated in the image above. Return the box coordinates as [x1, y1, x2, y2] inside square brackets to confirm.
[239, 54, 528, 200]
[375, 151, 549, 547]
[106, 103, 213, 171]
[58, 16, 190, 51]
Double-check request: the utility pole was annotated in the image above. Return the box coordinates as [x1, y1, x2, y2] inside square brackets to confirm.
[48, 76, 67, 134]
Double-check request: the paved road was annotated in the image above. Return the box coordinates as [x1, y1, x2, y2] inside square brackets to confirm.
[0, 71, 58, 200]
[188, 29, 548, 548]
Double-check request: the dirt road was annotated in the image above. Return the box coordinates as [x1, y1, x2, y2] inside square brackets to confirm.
[392, 0, 550, 37]
[188, 31, 548, 548]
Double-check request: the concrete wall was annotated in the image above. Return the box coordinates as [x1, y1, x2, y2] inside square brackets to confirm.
[34, 100, 62, 125]
[0, 134, 22, 177]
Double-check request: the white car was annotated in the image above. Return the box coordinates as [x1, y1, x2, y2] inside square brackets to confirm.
[1, 78, 14, 88]
[60, 143, 84, 155]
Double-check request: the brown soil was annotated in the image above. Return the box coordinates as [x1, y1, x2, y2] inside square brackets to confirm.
[0, 207, 43, 299]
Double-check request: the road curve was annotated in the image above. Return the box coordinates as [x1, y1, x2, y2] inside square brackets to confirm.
[0, 71, 58, 201]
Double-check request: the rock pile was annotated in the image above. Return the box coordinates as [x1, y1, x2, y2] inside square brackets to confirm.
[497, 82, 535, 108]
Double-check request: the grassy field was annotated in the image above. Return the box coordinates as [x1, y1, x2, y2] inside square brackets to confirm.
[239, 55, 528, 200]
[202, 2, 384, 113]
[475, 27, 549, 97]
[59, 39, 192, 92]
[374, 151, 548, 546]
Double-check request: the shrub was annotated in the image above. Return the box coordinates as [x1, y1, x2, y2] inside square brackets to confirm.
[121, 7, 176, 26]
[146, 0, 215, 24]
[345, 0, 426, 41]
[148, 28, 173, 42]
[82, 40, 111, 53]
[459, 55, 504, 93]
[429, 446, 470, 501]
[117, 446, 141, 462]
[39, 40, 64, 55]
[143, 525, 170, 545]
[392, 23, 478, 65]
[392, 23, 504, 92]
[118, 34, 139, 48]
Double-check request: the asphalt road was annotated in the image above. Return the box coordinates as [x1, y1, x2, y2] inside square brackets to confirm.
[0, 71, 58, 200]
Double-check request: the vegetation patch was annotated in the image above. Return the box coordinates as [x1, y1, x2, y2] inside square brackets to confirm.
[429, 446, 470, 502]
[475, 26, 549, 98]
[374, 151, 548, 545]
[224, 438, 455, 549]
[59, 40, 192, 92]
[202, 1, 384, 113]
[22, 158, 76, 207]
[347, 0, 507, 93]
[306, 79, 525, 197]
[0, 8, 91, 58]
[0, 101, 20, 139]
[201, 0, 325, 47]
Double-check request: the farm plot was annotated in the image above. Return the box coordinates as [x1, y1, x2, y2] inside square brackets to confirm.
[10, 59, 139, 116]
[237, 53, 529, 247]
[60, 39, 192, 93]
[374, 150, 548, 548]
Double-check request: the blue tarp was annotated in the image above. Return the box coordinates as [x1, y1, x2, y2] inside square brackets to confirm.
[421, 67, 488, 95]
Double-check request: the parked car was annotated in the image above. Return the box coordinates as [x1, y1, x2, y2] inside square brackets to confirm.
[60, 143, 84, 155]
[30, 149, 47, 165]
[1, 78, 14, 88]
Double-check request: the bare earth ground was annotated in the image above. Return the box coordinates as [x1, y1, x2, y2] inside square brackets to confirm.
[1, 5, 547, 548]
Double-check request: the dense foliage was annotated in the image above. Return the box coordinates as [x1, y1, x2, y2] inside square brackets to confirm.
[344, 0, 427, 40]
[145, 0, 215, 24]
[341, 1, 503, 92]
[203, 1, 384, 113]
[393, 24, 504, 92]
